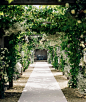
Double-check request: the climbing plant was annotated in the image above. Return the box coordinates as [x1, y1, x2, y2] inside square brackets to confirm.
[0, 1, 86, 99]
[59, 55, 65, 72]
[52, 47, 58, 69]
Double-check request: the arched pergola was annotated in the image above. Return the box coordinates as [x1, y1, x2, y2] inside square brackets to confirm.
[0, 0, 75, 5]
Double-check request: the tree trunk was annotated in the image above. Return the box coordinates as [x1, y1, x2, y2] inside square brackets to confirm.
[0, 75, 4, 99]
[0, 83, 4, 99]
[9, 76, 13, 88]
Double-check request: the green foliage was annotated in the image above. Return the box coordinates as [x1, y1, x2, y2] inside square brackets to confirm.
[48, 46, 54, 63]
[21, 43, 30, 71]
[0, 3, 85, 95]
[52, 55, 58, 69]
[59, 55, 65, 72]
[6, 0, 14, 3]
[52, 47, 58, 69]
[0, 47, 10, 96]
[0, 5, 24, 38]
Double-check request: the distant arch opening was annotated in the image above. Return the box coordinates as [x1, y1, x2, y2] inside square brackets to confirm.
[34, 49, 47, 60]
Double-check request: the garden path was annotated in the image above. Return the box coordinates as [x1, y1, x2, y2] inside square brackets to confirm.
[18, 62, 67, 102]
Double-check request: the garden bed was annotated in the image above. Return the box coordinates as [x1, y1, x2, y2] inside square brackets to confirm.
[50, 67, 86, 102]
[0, 63, 86, 102]
[0, 64, 34, 102]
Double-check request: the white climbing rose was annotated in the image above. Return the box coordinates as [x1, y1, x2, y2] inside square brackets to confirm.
[65, 3, 69, 8]
[1, 48, 3, 50]
[80, 35, 83, 38]
[77, 20, 82, 23]
[21, 51, 24, 58]
[81, 41, 84, 43]
[58, 0, 61, 2]
[84, 48, 86, 51]
[6, 64, 9, 67]
[71, 9, 75, 14]
[81, 44, 85, 48]
[15, 62, 22, 73]
[84, 10, 86, 13]
[1, 57, 3, 59]
[1, 51, 5, 54]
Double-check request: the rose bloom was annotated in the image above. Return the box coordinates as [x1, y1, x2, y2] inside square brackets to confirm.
[71, 9, 75, 14]
[65, 3, 69, 8]
[84, 10, 86, 13]
[77, 20, 82, 23]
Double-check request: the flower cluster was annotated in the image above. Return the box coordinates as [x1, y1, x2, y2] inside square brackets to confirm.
[4, 22, 26, 36]
[0, 47, 10, 83]
[15, 62, 22, 73]
[77, 72, 86, 93]
[0, 47, 10, 68]
[80, 41, 85, 48]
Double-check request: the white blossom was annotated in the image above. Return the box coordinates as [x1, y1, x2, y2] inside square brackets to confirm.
[84, 48, 86, 51]
[83, 53, 86, 63]
[77, 72, 86, 93]
[1, 48, 3, 50]
[4, 48, 8, 50]
[65, 3, 69, 8]
[79, 57, 85, 67]
[4, 21, 26, 36]
[81, 41, 84, 44]
[84, 10, 86, 13]
[81, 44, 85, 48]
[80, 35, 83, 38]
[21, 51, 24, 57]
[1, 57, 3, 59]
[6, 64, 9, 67]
[1, 51, 5, 54]
[71, 9, 75, 14]
[15, 62, 22, 73]
[77, 20, 82, 23]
